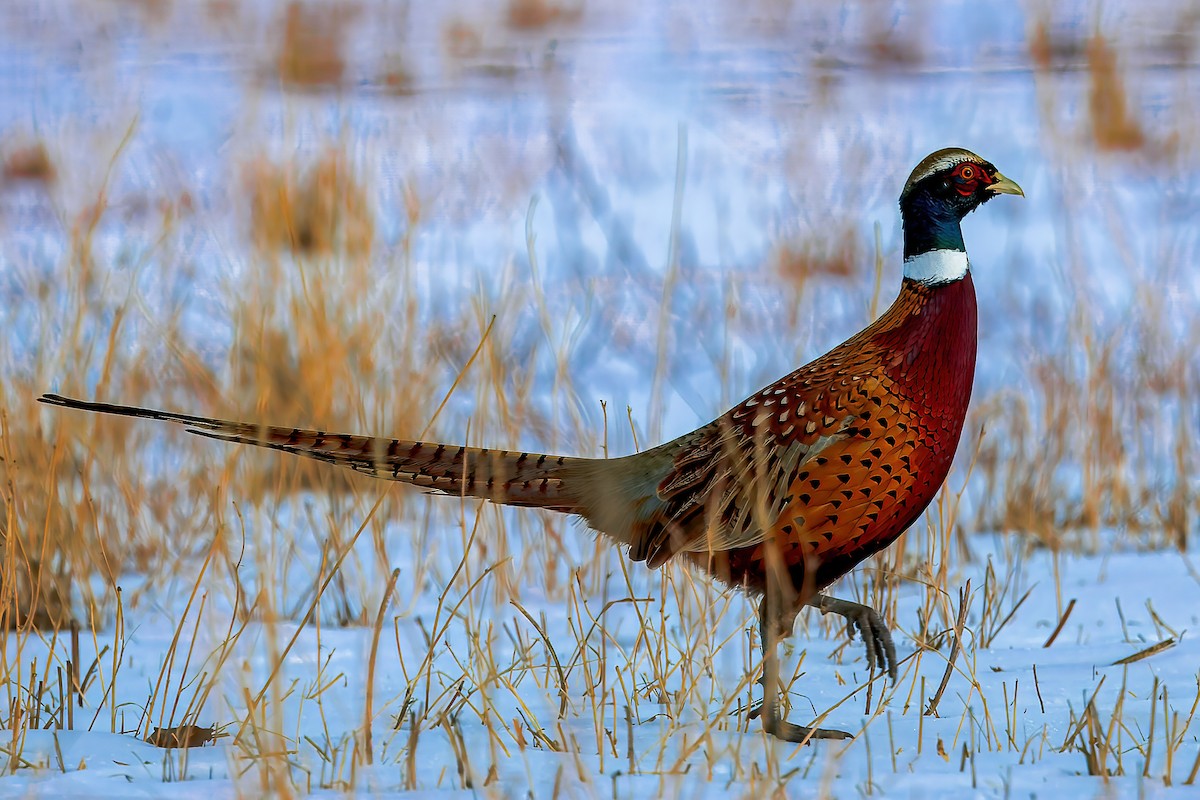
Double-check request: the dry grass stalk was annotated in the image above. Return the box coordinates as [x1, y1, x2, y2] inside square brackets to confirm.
[863, 11, 923, 69]
[275, 1, 357, 90]
[774, 228, 860, 287]
[1073, 700, 1116, 778]
[1, 140, 56, 185]
[507, 0, 583, 30]
[442, 19, 482, 60]
[246, 148, 373, 259]
[1028, 18, 1086, 72]
[924, 581, 970, 719]
[1058, 674, 1151, 781]
[1112, 638, 1176, 666]
[362, 567, 401, 765]
[973, 302, 1195, 550]
[1086, 33, 1145, 152]
[1042, 598, 1075, 648]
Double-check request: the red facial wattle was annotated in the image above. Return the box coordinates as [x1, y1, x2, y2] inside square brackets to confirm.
[951, 162, 994, 196]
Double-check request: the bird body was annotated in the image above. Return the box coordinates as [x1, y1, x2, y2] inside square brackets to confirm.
[674, 272, 978, 597]
[40, 147, 1022, 742]
[41, 271, 975, 595]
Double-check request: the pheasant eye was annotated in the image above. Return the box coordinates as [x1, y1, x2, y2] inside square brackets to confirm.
[959, 165, 975, 180]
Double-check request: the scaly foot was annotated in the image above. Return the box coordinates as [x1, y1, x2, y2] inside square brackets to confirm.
[764, 715, 854, 742]
[807, 595, 898, 680]
[747, 702, 854, 741]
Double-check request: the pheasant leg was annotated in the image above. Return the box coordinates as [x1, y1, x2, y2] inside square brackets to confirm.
[806, 595, 898, 680]
[753, 598, 854, 742]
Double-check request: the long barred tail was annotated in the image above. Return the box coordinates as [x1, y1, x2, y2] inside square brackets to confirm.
[38, 394, 587, 512]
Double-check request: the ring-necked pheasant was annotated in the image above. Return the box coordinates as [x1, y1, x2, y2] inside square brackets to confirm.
[40, 147, 1022, 743]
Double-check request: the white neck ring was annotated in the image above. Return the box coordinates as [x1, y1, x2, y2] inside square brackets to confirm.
[903, 249, 969, 284]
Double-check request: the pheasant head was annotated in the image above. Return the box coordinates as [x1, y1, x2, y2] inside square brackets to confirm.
[899, 147, 1023, 284]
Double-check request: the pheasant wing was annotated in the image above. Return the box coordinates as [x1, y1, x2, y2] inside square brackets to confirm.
[631, 367, 892, 569]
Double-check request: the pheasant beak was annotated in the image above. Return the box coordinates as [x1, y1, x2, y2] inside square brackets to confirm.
[985, 171, 1024, 197]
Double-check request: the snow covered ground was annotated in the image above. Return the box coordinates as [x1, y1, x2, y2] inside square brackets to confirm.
[3, 539, 1199, 797]
[1, 0, 1198, 797]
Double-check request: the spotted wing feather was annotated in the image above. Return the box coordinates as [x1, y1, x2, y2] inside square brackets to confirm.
[628, 355, 893, 568]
